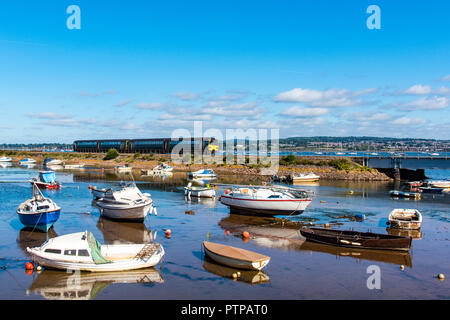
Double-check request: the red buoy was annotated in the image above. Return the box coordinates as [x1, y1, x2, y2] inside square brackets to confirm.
[165, 229, 172, 238]
[225, 189, 231, 194]
[225, 230, 230, 236]
[89, 184, 92, 190]
[242, 231, 250, 238]
[25, 262, 34, 270]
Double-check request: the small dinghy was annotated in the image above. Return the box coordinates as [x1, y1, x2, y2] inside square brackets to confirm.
[17, 183, 61, 232]
[0, 156, 13, 162]
[44, 158, 63, 166]
[299, 227, 412, 251]
[389, 190, 420, 199]
[26, 231, 164, 272]
[184, 182, 216, 198]
[388, 209, 422, 230]
[63, 163, 85, 169]
[30, 171, 61, 190]
[203, 241, 270, 270]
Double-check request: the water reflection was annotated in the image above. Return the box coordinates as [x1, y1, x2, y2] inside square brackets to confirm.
[96, 217, 153, 244]
[17, 227, 59, 255]
[299, 241, 413, 268]
[27, 268, 163, 300]
[386, 227, 422, 240]
[184, 196, 217, 208]
[202, 259, 270, 285]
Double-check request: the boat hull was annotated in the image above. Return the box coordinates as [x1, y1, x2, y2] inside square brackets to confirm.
[185, 188, 216, 198]
[17, 210, 60, 232]
[31, 181, 61, 190]
[300, 228, 412, 251]
[27, 246, 164, 272]
[220, 195, 311, 217]
[96, 201, 152, 222]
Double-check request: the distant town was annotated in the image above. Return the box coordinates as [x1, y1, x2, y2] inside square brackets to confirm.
[1, 136, 449, 153]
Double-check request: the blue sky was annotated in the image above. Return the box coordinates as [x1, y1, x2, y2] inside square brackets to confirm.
[0, 0, 449, 143]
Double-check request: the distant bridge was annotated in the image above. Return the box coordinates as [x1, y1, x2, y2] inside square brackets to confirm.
[360, 156, 450, 170]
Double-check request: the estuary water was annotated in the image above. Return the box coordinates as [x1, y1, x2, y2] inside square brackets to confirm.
[0, 165, 449, 300]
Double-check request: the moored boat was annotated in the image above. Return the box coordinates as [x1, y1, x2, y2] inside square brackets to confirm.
[299, 227, 412, 251]
[141, 162, 173, 176]
[115, 164, 132, 173]
[219, 185, 312, 216]
[26, 231, 165, 272]
[203, 241, 270, 270]
[44, 158, 63, 166]
[388, 209, 422, 230]
[19, 158, 37, 165]
[0, 156, 13, 162]
[17, 183, 61, 232]
[188, 169, 216, 179]
[389, 190, 420, 199]
[184, 182, 216, 198]
[30, 171, 61, 190]
[63, 163, 85, 169]
[95, 183, 154, 221]
[292, 172, 320, 183]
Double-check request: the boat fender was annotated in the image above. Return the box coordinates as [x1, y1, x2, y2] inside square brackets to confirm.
[351, 242, 361, 246]
[339, 239, 351, 244]
[437, 273, 445, 280]
[153, 207, 158, 216]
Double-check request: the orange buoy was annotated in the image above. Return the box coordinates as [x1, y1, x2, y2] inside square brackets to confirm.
[242, 231, 250, 238]
[25, 262, 34, 270]
[89, 184, 92, 190]
[225, 189, 231, 194]
[165, 229, 172, 238]
[225, 230, 230, 236]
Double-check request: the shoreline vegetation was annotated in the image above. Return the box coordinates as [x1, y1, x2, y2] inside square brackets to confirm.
[0, 150, 393, 181]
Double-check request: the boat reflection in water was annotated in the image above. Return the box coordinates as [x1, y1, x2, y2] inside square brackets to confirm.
[386, 227, 422, 240]
[202, 259, 270, 285]
[218, 215, 305, 250]
[299, 241, 412, 268]
[17, 227, 59, 254]
[218, 215, 413, 267]
[27, 268, 163, 300]
[184, 196, 217, 208]
[96, 216, 154, 244]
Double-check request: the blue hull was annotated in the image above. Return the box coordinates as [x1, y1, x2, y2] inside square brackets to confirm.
[18, 210, 60, 232]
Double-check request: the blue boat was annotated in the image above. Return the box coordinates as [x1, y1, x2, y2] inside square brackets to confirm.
[16, 183, 61, 232]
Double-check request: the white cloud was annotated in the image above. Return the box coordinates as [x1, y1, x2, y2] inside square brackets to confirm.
[402, 96, 448, 110]
[135, 102, 165, 109]
[172, 92, 200, 101]
[280, 106, 329, 117]
[390, 117, 426, 126]
[113, 100, 133, 107]
[27, 112, 73, 120]
[403, 84, 432, 95]
[273, 87, 374, 107]
[440, 75, 450, 82]
[345, 112, 390, 122]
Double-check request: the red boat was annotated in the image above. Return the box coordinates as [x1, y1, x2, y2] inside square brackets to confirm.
[29, 171, 61, 190]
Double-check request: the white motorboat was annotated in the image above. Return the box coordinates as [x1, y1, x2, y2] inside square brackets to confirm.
[292, 172, 320, 182]
[188, 169, 216, 179]
[19, 158, 37, 165]
[95, 184, 154, 221]
[63, 164, 85, 169]
[26, 231, 164, 272]
[115, 164, 132, 173]
[0, 162, 12, 168]
[219, 185, 312, 216]
[91, 182, 133, 199]
[142, 162, 173, 175]
[388, 209, 422, 230]
[184, 182, 216, 198]
[44, 158, 64, 166]
[0, 156, 13, 162]
[203, 241, 270, 271]
[429, 180, 450, 189]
